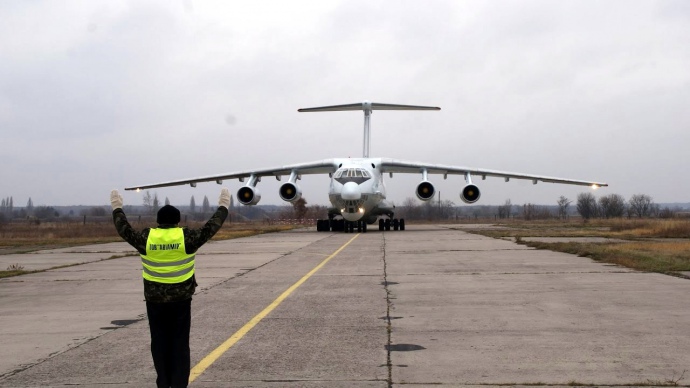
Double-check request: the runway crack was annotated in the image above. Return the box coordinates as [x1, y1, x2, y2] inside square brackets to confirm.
[381, 231, 393, 388]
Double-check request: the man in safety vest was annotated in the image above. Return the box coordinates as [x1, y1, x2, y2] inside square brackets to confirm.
[110, 188, 231, 388]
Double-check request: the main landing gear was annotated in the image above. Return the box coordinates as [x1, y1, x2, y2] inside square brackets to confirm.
[378, 218, 405, 231]
[316, 219, 367, 233]
[316, 217, 405, 232]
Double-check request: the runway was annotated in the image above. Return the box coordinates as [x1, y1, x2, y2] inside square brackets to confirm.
[1, 225, 689, 387]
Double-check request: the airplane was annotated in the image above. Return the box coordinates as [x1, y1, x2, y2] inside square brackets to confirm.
[125, 101, 608, 233]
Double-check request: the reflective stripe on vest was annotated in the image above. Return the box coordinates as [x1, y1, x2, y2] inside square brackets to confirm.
[141, 228, 195, 284]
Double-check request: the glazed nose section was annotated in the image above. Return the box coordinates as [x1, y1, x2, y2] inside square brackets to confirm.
[341, 182, 362, 200]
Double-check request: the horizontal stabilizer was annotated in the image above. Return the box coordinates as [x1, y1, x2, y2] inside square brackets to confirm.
[298, 101, 440, 112]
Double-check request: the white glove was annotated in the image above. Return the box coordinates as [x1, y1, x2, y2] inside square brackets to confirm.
[110, 190, 123, 210]
[218, 188, 231, 209]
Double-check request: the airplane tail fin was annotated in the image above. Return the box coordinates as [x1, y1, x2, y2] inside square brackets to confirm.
[298, 101, 440, 112]
[298, 101, 440, 158]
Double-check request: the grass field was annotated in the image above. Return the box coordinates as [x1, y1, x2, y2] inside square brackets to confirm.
[461, 218, 690, 276]
[0, 220, 300, 278]
[2, 218, 689, 278]
[0, 220, 298, 252]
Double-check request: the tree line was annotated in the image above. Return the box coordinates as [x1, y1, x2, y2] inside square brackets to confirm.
[574, 192, 670, 220]
[141, 191, 235, 220]
[0, 196, 59, 222]
[0, 191, 681, 224]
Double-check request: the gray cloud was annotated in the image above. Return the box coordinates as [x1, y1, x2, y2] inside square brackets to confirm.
[1, 0, 689, 208]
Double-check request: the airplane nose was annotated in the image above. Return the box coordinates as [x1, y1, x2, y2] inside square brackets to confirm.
[341, 182, 361, 200]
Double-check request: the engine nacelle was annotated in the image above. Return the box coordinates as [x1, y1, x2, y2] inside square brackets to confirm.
[279, 182, 302, 203]
[237, 186, 261, 205]
[460, 184, 481, 204]
[416, 181, 436, 201]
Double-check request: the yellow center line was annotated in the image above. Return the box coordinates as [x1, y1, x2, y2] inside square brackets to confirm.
[189, 233, 361, 383]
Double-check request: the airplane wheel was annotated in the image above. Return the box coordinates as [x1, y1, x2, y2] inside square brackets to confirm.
[379, 219, 384, 231]
[343, 221, 350, 233]
[349, 222, 354, 233]
[384, 219, 391, 231]
[393, 219, 399, 231]
[357, 221, 362, 233]
[399, 219, 405, 231]
[362, 222, 367, 233]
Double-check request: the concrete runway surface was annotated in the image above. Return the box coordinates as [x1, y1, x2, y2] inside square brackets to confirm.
[1, 225, 689, 387]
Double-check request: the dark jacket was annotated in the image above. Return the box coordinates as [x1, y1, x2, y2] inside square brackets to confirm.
[113, 206, 228, 303]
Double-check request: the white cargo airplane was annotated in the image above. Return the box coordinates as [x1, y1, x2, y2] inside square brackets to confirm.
[125, 102, 607, 233]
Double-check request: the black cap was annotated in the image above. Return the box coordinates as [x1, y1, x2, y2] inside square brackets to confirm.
[157, 205, 180, 225]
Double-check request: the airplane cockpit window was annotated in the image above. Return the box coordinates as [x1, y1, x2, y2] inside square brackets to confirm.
[333, 167, 372, 184]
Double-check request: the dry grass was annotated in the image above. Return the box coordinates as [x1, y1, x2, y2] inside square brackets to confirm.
[0, 222, 121, 252]
[607, 218, 690, 238]
[523, 240, 690, 273]
[467, 218, 690, 239]
[0, 220, 301, 254]
[464, 218, 690, 275]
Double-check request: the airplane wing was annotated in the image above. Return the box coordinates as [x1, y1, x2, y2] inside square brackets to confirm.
[379, 158, 608, 187]
[124, 159, 338, 191]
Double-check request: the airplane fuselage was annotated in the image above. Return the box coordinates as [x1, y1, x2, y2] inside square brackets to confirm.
[328, 158, 393, 223]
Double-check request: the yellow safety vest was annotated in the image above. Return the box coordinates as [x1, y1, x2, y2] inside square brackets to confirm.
[141, 228, 195, 284]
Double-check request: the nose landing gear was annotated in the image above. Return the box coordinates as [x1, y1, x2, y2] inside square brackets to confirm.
[315, 219, 367, 233]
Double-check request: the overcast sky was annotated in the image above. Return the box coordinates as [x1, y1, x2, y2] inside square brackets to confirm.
[2, 0, 689, 209]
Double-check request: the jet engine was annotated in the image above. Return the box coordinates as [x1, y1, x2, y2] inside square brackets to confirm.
[460, 184, 481, 204]
[416, 181, 436, 201]
[237, 186, 261, 205]
[279, 182, 302, 203]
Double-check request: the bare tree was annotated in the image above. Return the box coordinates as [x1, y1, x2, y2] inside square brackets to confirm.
[498, 199, 512, 219]
[143, 191, 153, 215]
[293, 198, 308, 219]
[398, 197, 422, 220]
[202, 195, 210, 215]
[165, 197, 170, 206]
[440, 199, 456, 219]
[523, 203, 552, 220]
[658, 207, 677, 219]
[557, 196, 571, 219]
[306, 204, 328, 220]
[576, 192, 598, 220]
[598, 194, 626, 218]
[189, 196, 196, 213]
[628, 194, 654, 218]
[5, 197, 13, 217]
[34, 206, 59, 219]
[152, 193, 160, 215]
